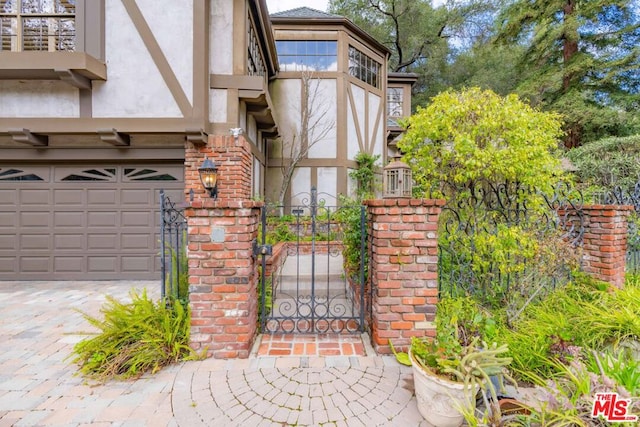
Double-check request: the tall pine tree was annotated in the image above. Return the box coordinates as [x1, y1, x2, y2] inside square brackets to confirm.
[497, 0, 640, 147]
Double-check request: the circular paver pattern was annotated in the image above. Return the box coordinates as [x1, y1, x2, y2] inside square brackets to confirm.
[173, 366, 420, 426]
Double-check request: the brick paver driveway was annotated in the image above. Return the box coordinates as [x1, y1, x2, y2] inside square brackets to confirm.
[0, 281, 426, 426]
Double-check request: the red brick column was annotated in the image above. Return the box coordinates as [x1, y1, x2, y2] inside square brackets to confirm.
[365, 199, 445, 354]
[581, 205, 633, 288]
[185, 134, 253, 203]
[185, 134, 261, 358]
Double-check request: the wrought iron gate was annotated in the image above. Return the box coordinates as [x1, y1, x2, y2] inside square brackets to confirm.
[257, 188, 368, 334]
[159, 190, 188, 300]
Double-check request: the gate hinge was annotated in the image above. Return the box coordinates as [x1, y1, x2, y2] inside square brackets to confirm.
[253, 240, 273, 256]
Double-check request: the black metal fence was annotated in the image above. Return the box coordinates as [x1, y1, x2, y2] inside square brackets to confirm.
[599, 183, 640, 275]
[437, 180, 584, 322]
[159, 190, 188, 301]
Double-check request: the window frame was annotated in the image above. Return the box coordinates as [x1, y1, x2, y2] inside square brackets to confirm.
[348, 45, 381, 89]
[275, 40, 338, 72]
[0, 0, 105, 85]
[0, 0, 76, 52]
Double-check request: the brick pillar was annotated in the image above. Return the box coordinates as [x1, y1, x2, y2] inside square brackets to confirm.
[185, 134, 253, 203]
[581, 205, 633, 288]
[185, 135, 262, 358]
[365, 199, 445, 354]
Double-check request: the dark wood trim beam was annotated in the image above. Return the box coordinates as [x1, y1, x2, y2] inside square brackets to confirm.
[55, 69, 91, 90]
[0, 148, 185, 161]
[8, 128, 48, 146]
[0, 118, 199, 134]
[0, 52, 106, 80]
[210, 74, 266, 91]
[98, 128, 130, 146]
[185, 128, 208, 145]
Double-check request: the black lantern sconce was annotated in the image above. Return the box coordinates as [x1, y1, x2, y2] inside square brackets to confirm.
[198, 157, 219, 199]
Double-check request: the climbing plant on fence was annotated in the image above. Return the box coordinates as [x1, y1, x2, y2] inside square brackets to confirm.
[436, 179, 584, 324]
[397, 88, 580, 323]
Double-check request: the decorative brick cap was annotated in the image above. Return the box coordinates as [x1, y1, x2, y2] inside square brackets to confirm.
[187, 200, 264, 209]
[582, 204, 635, 211]
[363, 198, 446, 207]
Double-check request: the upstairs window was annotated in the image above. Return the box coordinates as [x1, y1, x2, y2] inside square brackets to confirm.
[348, 46, 381, 89]
[387, 87, 404, 117]
[247, 13, 266, 77]
[276, 40, 337, 72]
[0, 0, 75, 52]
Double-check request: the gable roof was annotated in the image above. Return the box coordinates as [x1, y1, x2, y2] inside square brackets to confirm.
[270, 7, 341, 19]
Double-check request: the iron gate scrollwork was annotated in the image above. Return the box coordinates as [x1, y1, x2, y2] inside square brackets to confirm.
[160, 190, 188, 300]
[437, 179, 585, 321]
[258, 187, 368, 334]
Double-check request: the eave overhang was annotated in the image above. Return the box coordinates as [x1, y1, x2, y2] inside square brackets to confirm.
[0, 52, 107, 88]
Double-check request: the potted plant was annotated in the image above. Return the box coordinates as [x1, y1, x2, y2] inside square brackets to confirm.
[407, 334, 513, 427]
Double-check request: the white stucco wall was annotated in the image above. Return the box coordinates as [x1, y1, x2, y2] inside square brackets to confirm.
[316, 167, 337, 200]
[0, 81, 78, 117]
[210, 1, 233, 74]
[348, 84, 366, 160]
[210, 89, 227, 123]
[368, 92, 383, 159]
[307, 79, 337, 159]
[265, 166, 283, 204]
[271, 79, 302, 159]
[347, 100, 359, 161]
[291, 167, 311, 205]
[92, 0, 184, 117]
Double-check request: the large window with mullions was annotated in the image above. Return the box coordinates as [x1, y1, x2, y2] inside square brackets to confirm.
[0, 0, 75, 52]
[276, 40, 337, 72]
[348, 45, 381, 89]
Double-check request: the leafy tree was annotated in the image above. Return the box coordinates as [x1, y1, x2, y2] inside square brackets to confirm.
[328, 0, 497, 106]
[398, 87, 565, 197]
[496, 0, 640, 147]
[398, 88, 575, 316]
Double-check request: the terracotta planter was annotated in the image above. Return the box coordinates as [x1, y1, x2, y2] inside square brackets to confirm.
[409, 351, 476, 427]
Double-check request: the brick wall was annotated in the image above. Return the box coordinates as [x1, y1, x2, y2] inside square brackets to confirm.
[185, 134, 262, 358]
[365, 199, 444, 354]
[185, 134, 253, 203]
[581, 205, 634, 288]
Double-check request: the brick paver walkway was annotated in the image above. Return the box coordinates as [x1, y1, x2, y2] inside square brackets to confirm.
[256, 334, 366, 357]
[0, 281, 428, 426]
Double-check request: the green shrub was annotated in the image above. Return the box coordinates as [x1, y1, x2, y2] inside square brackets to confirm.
[70, 290, 201, 382]
[496, 273, 640, 382]
[164, 233, 189, 304]
[567, 134, 640, 191]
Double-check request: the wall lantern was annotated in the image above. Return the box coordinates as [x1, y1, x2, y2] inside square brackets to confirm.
[383, 158, 412, 198]
[198, 157, 219, 199]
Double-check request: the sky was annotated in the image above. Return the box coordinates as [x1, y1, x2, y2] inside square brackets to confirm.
[266, 0, 330, 14]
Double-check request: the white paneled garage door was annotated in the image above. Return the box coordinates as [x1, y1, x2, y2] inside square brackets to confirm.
[0, 164, 184, 280]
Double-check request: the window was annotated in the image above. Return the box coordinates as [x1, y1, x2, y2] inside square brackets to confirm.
[348, 46, 381, 88]
[276, 40, 337, 72]
[247, 14, 266, 77]
[387, 87, 404, 117]
[0, 0, 75, 52]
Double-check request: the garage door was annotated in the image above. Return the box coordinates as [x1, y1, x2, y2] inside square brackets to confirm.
[0, 164, 184, 280]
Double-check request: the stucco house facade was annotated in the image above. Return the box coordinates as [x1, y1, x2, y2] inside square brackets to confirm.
[0, 0, 414, 281]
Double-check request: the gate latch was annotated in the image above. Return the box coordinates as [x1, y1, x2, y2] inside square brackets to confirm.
[253, 241, 273, 256]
